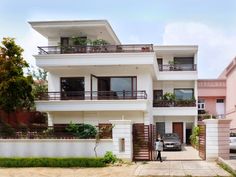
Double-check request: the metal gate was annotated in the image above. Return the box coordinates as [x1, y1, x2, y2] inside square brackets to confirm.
[198, 122, 206, 160]
[132, 123, 156, 161]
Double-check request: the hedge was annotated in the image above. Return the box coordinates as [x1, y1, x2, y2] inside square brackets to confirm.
[0, 157, 106, 168]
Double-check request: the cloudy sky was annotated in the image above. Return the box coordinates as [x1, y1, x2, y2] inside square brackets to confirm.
[0, 0, 236, 78]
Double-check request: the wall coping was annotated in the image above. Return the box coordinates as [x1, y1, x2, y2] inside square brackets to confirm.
[0, 139, 113, 142]
[109, 120, 132, 125]
[203, 119, 231, 124]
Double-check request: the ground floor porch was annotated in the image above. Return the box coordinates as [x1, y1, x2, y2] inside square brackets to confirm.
[154, 116, 197, 144]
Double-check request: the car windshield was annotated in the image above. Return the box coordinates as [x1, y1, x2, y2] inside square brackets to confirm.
[163, 133, 179, 139]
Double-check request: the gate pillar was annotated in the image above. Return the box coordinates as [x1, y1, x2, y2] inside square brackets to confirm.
[203, 119, 231, 161]
[109, 120, 133, 161]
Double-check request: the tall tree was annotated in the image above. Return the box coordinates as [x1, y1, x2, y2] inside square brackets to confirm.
[0, 37, 34, 113]
[27, 66, 48, 98]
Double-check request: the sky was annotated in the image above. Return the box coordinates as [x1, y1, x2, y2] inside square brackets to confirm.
[0, 0, 236, 78]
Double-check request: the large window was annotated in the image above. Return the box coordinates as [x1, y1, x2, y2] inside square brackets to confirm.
[98, 76, 137, 98]
[61, 77, 84, 99]
[174, 57, 194, 70]
[174, 88, 194, 100]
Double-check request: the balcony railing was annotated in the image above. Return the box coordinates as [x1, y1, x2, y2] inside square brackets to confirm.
[37, 44, 153, 55]
[153, 100, 196, 107]
[36, 91, 147, 101]
[158, 64, 197, 71]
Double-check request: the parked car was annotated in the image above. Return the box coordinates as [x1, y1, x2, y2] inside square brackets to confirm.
[162, 133, 182, 151]
[230, 137, 236, 151]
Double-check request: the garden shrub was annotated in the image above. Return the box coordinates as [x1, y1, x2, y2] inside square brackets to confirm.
[0, 157, 106, 167]
[102, 151, 118, 164]
[66, 122, 97, 139]
[190, 126, 199, 149]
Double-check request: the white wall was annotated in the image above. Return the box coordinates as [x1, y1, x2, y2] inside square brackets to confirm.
[0, 139, 112, 157]
[51, 111, 144, 125]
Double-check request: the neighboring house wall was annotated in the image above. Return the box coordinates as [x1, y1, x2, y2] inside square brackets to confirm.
[197, 80, 226, 117]
[224, 58, 236, 130]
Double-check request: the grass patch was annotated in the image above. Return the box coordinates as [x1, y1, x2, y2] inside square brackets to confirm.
[0, 157, 106, 168]
[218, 162, 236, 177]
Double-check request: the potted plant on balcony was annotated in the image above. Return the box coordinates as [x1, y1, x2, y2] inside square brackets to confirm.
[71, 37, 88, 53]
[162, 92, 176, 107]
[91, 39, 108, 53]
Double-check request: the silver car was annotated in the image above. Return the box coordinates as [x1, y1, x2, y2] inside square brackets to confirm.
[230, 137, 236, 151]
[162, 133, 182, 151]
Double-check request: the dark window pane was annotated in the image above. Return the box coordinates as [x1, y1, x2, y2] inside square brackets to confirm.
[174, 57, 194, 70]
[61, 77, 84, 99]
[174, 89, 193, 100]
[153, 90, 163, 100]
[216, 99, 224, 103]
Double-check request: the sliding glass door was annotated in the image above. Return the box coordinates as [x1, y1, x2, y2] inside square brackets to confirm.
[98, 76, 137, 99]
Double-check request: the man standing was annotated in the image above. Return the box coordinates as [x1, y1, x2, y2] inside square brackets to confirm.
[155, 136, 163, 162]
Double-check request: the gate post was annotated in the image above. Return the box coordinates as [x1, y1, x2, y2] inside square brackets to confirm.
[109, 120, 133, 161]
[203, 119, 231, 161]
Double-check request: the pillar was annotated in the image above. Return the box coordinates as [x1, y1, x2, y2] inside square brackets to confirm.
[109, 120, 132, 161]
[203, 119, 231, 161]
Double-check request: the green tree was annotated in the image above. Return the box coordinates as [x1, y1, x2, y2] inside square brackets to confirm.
[27, 66, 48, 98]
[0, 37, 34, 114]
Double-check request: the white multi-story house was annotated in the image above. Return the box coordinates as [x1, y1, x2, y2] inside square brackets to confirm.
[30, 20, 198, 145]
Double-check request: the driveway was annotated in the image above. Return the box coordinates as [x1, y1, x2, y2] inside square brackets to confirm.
[0, 161, 231, 177]
[135, 161, 231, 176]
[162, 145, 201, 161]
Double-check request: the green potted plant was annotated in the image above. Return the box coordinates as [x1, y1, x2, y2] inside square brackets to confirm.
[162, 92, 176, 106]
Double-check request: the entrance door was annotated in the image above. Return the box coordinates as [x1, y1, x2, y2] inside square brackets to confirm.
[156, 122, 165, 138]
[216, 99, 225, 118]
[172, 122, 183, 143]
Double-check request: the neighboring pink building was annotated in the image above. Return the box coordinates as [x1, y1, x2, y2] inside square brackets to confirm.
[198, 57, 236, 132]
[219, 57, 236, 132]
[198, 79, 226, 118]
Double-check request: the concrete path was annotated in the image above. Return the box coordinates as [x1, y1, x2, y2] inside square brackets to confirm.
[162, 145, 201, 161]
[135, 161, 231, 177]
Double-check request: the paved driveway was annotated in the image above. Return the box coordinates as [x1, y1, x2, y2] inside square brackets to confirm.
[135, 161, 231, 176]
[162, 145, 201, 161]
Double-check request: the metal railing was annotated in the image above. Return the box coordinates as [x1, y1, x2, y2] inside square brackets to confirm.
[36, 91, 147, 101]
[153, 100, 196, 107]
[158, 64, 197, 71]
[38, 44, 153, 55]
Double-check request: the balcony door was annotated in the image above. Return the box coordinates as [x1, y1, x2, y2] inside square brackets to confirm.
[61, 77, 84, 100]
[97, 77, 137, 99]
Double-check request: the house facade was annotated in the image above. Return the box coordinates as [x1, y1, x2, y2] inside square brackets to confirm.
[219, 58, 236, 132]
[30, 20, 198, 145]
[197, 79, 226, 119]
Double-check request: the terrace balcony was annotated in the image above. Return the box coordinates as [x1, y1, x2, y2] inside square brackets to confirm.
[153, 100, 197, 116]
[156, 64, 197, 80]
[38, 44, 153, 55]
[158, 64, 197, 71]
[35, 91, 149, 112]
[153, 100, 196, 107]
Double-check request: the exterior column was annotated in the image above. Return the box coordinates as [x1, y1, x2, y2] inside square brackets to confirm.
[109, 120, 132, 161]
[203, 119, 231, 161]
[183, 122, 186, 144]
[47, 113, 53, 126]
